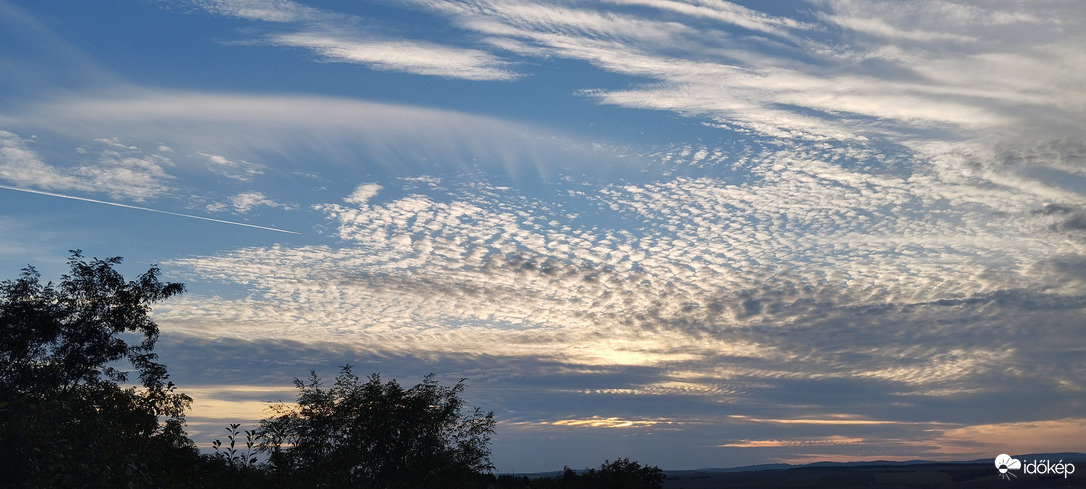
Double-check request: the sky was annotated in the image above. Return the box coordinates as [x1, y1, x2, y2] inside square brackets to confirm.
[1, 0, 1085, 472]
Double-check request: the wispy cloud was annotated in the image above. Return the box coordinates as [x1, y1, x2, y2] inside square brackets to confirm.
[170, 0, 1085, 141]
[187, 0, 324, 23]
[0, 90, 622, 187]
[185, 0, 519, 80]
[270, 32, 518, 81]
[398, 0, 1085, 142]
[604, 0, 813, 38]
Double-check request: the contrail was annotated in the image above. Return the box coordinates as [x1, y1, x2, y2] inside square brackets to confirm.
[0, 184, 301, 235]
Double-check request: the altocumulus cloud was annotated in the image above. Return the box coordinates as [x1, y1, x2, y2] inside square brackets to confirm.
[3, 0, 1085, 470]
[159, 135, 1086, 457]
[148, 3, 1086, 464]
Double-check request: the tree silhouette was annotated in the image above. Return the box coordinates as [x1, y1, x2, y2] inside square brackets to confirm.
[259, 365, 496, 489]
[598, 458, 665, 489]
[0, 251, 195, 488]
[524, 459, 665, 489]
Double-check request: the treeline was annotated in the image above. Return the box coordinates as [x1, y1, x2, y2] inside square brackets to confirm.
[483, 459, 665, 489]
[198, 456, 665, 489]
[0, 252, 661, 489]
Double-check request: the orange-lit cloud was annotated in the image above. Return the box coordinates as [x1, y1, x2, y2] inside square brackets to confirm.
[928, 418, 1086, 458]
[728, 414, 934, 426]
[721, 435, 865, 448]
[505, 416, 678, 430]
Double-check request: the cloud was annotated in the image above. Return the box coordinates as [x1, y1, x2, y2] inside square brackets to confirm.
[152, 118, 1086, 466]
[548, 417, 671, 429]
[160, 140, 1086, 409]
[1, 91, 612, 181]
[187, 0, 1078, 138]
[928, 418, 1086, 457]
[270, 32, 519, 81]
[155, 327, 1081, 467]
[604, 0, 813, 38]
[32, 0, 1077, 155]
[186, 0, 323, 23]
[185, 0, 519, 80]
[721, 436, 865, 448]
[818, 0, 1049, 43]
[344, 183, 382, 206]
[0, 184, 300, 235]
[0, 130, 175, 201]
[0, 131, 65, 186]
[6, 0, 1081, 468]
[207, 191, 283, 214]
[200, 153, 265, 182]
[391, 0, 1085, 142]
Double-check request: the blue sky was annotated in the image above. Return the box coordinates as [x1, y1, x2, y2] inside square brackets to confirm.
[2, 0, 1085, 471]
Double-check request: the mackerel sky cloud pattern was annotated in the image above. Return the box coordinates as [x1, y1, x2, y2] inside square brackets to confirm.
[0, 0, 1084, 470]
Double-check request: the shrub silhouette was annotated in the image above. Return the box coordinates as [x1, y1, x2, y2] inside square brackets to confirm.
[258, 366, 496, 489]
[523, 459, 665, 489]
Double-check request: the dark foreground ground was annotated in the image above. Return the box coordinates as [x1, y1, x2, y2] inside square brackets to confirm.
[662, 463, 1085, 489]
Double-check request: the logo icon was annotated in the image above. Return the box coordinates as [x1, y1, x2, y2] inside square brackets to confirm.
[995, 454, 1021, 480]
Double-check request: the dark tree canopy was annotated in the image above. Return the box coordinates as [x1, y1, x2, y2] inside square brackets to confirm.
[259, 365, 496, 489]
[486, 458, 665, 489]
[0, 251, 194, 488]
[597, 458, 665, 489]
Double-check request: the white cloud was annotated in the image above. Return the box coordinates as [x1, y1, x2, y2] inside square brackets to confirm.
[0, 130, 67, 186]
[271, 33, 519, 81]
[1, 91, 611, 182]
[161, 138, 1086, 399]
[188, 0, 323, 23]
[608, 0, 812, 36]
[171, 0, 1084, 142]
[186, 0, 519, 81]
[344, 183, 382, 206]
[200, 152, 264, 182]
[0, 130, 174, 201]
[228, 191, 280, 213]
[398, 0, 1085, 143]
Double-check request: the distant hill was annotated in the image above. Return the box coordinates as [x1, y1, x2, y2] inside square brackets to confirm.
[677, 452, 1086, 472]
[499, 453, 1086, 489]
[964, 452, 1086, 464]
[661, 453, 1086, 489]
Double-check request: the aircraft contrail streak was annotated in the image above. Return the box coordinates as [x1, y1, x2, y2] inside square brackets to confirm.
[0, 184, 301, 235]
